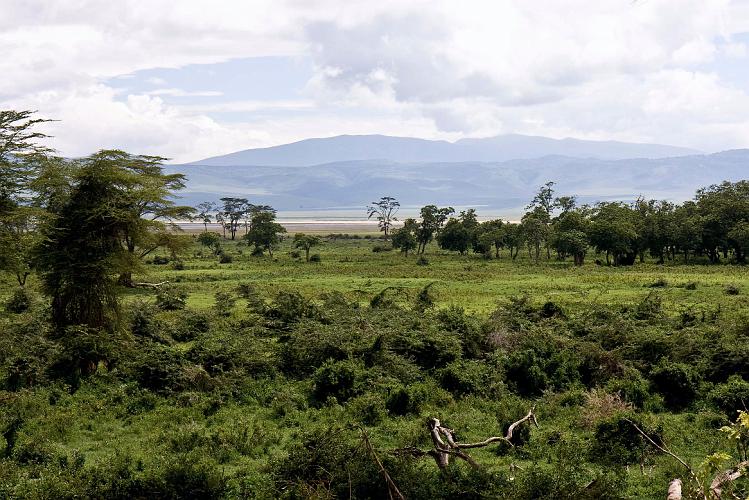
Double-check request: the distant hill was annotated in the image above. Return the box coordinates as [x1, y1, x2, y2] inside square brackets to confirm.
[189, 134, 700, 167]
[167, 150, 749, 219]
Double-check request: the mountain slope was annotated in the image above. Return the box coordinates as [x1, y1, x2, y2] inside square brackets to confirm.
[167, 150, 749, 218]
[189, 134, 700, 167]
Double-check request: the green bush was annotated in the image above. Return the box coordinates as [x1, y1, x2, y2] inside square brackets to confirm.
[213, 291, 236, 317]
[312, 359, 365, 404]
[155, 286, 187, 311]
[708, 376, 749, 417]
[590, 414, 661, 466]
[649, 360, 700, 410]
[4, 288, 31, 313]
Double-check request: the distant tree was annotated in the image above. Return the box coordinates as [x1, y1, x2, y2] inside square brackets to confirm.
[551, 230, 588, 265]
[527, 181, 557, 220]
[220, 197, 248, 240]
[195, 201, 217, 232]
[589, 202, 639, 265]
[244, 209, 286, 256]
[503, 223, 523, 260]
[437, 218, 471, 254]
[367, 196, 400, 239]
[197, 231, 222, 255]
[477, 219, 505, 257]
[520, 208, 549, 262]
[695, 181, 749, 262]
[673, 202, 703, 263]
[416, 205, 454, 254]
[391, 218, 418, 256]
[550, 208, 589, 264]
[555, 195, 577, 214]
[294, 233, 322, 262]
[527, 181, 557, 258]
[728, 221, 749, 263]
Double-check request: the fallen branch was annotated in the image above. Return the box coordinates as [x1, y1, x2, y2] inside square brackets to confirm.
[359, 427, 405, 500]
[709, 460, 748, 499]
[132, 281, 170, 289]
[394, 407, 539, 470]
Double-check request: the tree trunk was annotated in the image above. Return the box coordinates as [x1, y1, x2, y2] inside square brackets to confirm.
[305, 248, 310, 262]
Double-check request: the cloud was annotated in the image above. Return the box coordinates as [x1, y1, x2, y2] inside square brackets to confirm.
[1, 0, 749, 161]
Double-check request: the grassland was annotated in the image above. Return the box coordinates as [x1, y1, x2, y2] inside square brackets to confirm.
[129, 235, 749, 315]
[3, 235, 749, 499]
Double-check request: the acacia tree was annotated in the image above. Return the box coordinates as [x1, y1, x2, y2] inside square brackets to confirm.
[195, 201, 216, 232]
[0, 110, 54, 289]
[36, 157, 132, 331]
[294, 233, 322, 262]
[367, 196, 400, 239]
[220, 197, 249, 240]
[102, 151, 194, 287]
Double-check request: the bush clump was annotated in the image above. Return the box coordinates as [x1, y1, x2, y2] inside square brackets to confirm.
[155, 286, 187, 311]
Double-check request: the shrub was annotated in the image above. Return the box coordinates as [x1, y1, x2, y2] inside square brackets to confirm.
[590, 414, 662, 466]
[264, 291, 318, 326]
[647, 277, 668, 288]
[172, 261, 185, 270]
[155, 286, 187, 311]
[416, 256, 429, 266]
[606, 369, 652, 408]
[708, 376, 749, 417]
[127, 344, 186, 393]
[726, 284, 741, 295]
[4, 288, 31, 313]
[347, 393, 387, 425]
[540, 301, 565, 319]
[289, 250, 301, 259]
[152, 255, 170, 265]
[685, 281, 698, 290]
[312, 359, 365, 404]
[168, 310, 211, 342]
[218, 253, 233, 264]
[271, 427, 382, 499]
[386, 381, 444, 416]
[213, 291, 236, 317]
[650, 360, 699, 410]
[308, 253, 321, 262]
[438, 359, 502, 398]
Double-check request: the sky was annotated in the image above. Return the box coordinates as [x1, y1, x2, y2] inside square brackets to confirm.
[2, 0, 749, 163]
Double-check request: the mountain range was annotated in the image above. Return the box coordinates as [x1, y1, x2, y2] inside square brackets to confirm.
[190, 134, 699, 166]
[167, 134, 747, 219]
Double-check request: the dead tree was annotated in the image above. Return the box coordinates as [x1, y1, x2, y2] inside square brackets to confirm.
[395, 406, 538, 469]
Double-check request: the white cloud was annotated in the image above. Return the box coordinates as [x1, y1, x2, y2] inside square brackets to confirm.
[1, 0, 749, 161]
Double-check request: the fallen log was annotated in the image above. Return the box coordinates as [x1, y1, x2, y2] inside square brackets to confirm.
[394, 406, 538, 469]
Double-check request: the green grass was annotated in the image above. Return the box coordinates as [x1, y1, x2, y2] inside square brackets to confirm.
[127, 236, 749, 315]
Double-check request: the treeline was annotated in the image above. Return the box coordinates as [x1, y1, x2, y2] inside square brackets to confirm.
[372, 181, 749, 265]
